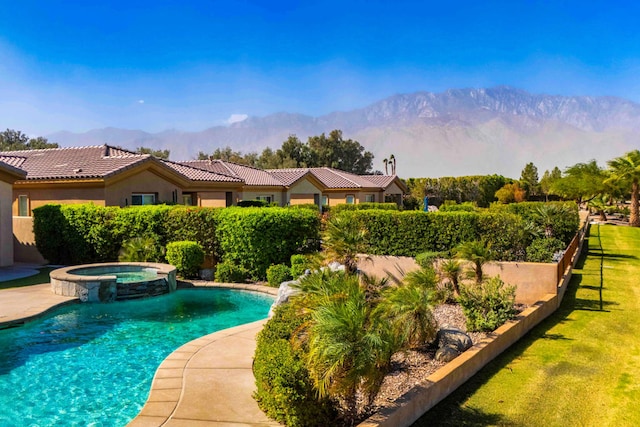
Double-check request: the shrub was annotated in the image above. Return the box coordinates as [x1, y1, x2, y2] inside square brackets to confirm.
[526, 237, 566, 263]
[330, 202, 398, 215]
[439, 202, 477, 212]
[287, 203, 320, 211]
[458, 277, 516, 332]
[238, 200, 270, 207]
[253, 304, 337, 426]
[214, 260, 250, 283]
[216, 207, 320, 280]
[118, 236, 163, 262]
[290, 254, 311, 277]
[266, 264, 292, 287]
[165, 241, 205, 278]
[165, 207, 221, 261]
[415, 251, 445, 268]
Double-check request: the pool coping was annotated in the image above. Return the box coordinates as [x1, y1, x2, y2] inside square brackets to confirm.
[128, 282, 280, 426]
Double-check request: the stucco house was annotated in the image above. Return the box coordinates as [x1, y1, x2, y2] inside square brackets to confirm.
[267, 167, 407, 207]
[0, 160, 27, 266]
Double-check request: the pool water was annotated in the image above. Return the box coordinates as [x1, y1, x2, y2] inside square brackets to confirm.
[0, 289, 273, 427]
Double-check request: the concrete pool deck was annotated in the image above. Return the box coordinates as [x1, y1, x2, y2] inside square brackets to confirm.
[0, 277, 281, 426]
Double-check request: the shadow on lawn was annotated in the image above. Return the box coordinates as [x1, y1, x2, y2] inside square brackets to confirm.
[413, 231, 608, 426]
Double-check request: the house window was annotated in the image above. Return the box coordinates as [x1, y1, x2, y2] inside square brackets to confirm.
[18, 195, 29, 216]
[256, 195, 272, 203]
[365, 194, 375, 203]
[183, 193, 195, 206]
[345, 195, 355, 204]
[322, 195, 329, 206]
[131, 193, 156, 205]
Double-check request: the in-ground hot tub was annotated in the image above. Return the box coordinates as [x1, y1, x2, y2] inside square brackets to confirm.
[50, 262, 177, 302]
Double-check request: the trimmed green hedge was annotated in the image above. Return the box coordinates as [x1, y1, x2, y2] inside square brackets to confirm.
[216, 207, 320, 280]
[166, 241, 205, 278]
[33, 205, 319, 275]
[330, 202, 398, 215]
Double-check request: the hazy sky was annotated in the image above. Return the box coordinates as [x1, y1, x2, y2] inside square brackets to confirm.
[1, 0, 639, 136]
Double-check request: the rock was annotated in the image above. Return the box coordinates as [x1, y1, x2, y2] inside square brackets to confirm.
[268, 280, 302, 318]
[199, 268, 215, 281]
[437, 326, 473, 352]
[435, 345, 460, 363]
[327, 261, 346, 272]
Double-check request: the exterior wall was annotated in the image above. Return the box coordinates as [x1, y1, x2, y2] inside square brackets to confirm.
[287, 178, 323, 206]
[0, 180, 14, 266]
[384, 181, 404, 196]
[12, 216, 47, 264]
[289, 194, 316, 205]
[240, 189, 284, 206]
[198, 192, 228, 208]
[106, 170, 183, 206]
[13, 186, 106, 215]
[324, 191, 360, 206]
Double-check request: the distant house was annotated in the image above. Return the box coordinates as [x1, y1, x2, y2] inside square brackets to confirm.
[0, 160, 27, 266]
[0, 145, 244, 216]
[267, 167, 407, 207]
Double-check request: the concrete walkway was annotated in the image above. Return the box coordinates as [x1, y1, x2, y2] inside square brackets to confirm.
[0, 283, 77, 328]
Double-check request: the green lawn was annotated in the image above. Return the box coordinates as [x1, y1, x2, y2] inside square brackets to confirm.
[414, 224, 640, 426]
[0, 267, 55, 290]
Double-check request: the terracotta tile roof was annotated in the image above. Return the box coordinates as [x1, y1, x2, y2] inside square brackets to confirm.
[180, 160, 282, 186]
[0, 159, 27, 179]
[162, 161, 243, 183]
[266, 167, 392, 190]
[0, 145, 243, 183]
[359, 175, 397, 187]
[0, 145, 150, 180]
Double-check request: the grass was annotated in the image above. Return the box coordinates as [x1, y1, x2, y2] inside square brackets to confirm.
[0, 267, 55, 290]
[414, 224, 640, 426]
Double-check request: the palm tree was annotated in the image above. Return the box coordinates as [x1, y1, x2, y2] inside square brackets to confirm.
[455, 240, 493, 284]
[303, 276, 397, 424]
[383, 158, 389, 175]
[607, 150, 640, 227]
[322, 216, 367, 273]
[389, 154, 396, 175]
[440, 258, 462, 297]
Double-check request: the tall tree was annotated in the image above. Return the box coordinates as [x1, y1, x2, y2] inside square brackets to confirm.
[307, 130, 374, 174]
[520, 162, 540, 198]
[0, 129, 59, 151]
[607, 150, 640, 227]
[550, 160, 607, 204]
[389, 154, 396, 175]
[540, 166, 562, 201]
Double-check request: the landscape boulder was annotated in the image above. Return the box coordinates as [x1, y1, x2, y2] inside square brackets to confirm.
[268, 280, 301, 317]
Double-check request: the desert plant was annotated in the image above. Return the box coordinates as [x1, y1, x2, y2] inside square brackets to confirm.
[322, 215, 367, 273]
[290, 254, 312, 277]
[415, 251, 445, 269]
[455, 240, 493, 284]
[214, 260, 249, 283]
[165, 241, 204, 278]
[458, 276, 516, 332]
[266, 264, 292, 287]
[439, 258, 463, 297]
[118, 236, 163, 262]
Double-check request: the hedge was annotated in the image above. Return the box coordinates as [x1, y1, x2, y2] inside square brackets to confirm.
[165, 241, 205, 278]
[216, 207, 320, 280]
[330, 202, 398, 215]
[33, 205, 318, 274]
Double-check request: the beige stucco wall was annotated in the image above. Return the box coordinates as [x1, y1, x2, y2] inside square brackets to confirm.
[324, 191, 358, 206]
[240, 189, 284, 206]
[13, 216, 47, 264]
[198, 191, 228, 208]
[358, 255, 558, 305]
[0, 180, 14, 266]
[106, 170, 183, 206]
[384, 181, 404, 195]
[13, 186, 107, 215]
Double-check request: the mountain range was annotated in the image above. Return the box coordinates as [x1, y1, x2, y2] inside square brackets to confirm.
[48, 86, 640, 178]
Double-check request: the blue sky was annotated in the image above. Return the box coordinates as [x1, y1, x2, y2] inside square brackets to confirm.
[1, 0, 639, 135]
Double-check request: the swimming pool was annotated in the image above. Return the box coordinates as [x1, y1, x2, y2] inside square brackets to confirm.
[0, 288, 273, 426]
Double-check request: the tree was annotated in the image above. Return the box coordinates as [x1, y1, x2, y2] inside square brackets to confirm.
[0, 129, 59, 151]
[321, 216, 367, 273]
[550, 160, 607, 204]
[455, 240, 493, 284]
[389, 154, 396, 175]
[383, 158, 389, 175]
[136, 146, 170, 159]
[520, 162, 540, 198]
[540, 166, 562, 201]
[278, 135, 311, 167]
[307, 130, 374, 174]
[607, 150, 640, 227]
[495, 182, 526, 204]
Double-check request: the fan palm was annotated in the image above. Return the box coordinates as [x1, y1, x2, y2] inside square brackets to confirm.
[607, 149, 640, 227]
[322, 216, 367, 273]
[455, 240, 493, 284]
[440, 258, 462, 296]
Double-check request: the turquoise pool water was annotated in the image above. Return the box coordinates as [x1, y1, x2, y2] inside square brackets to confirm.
[0, 288, 273, 426]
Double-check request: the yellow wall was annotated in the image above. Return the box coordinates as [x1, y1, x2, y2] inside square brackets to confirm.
[0, 180, 14, 266]
[198, 191, 228, 208]
[240, 189, 284, 205]
[13, 216, 47, 264]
